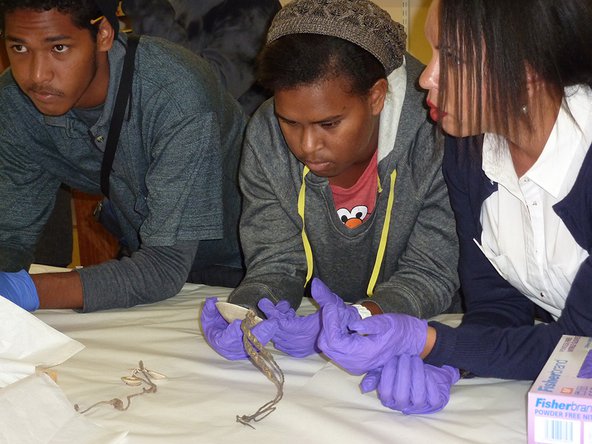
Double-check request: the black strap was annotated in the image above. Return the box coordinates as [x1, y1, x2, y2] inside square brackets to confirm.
[100, 35, 140, 198]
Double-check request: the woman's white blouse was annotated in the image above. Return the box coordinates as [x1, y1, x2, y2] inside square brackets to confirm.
[477, 85, 592, 319]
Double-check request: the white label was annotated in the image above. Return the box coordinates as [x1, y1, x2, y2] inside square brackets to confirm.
[534, 417, 580, 443]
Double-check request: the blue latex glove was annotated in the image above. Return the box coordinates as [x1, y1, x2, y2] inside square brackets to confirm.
[0, 270, 39, 311]
[200, 297, 278, 360]
[360, 354, 459, 414]
[317, 304, 428, 375]
[257, 278, 360, 358]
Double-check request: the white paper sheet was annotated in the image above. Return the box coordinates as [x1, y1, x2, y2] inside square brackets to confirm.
[1, 276, 128, 444]
[0, 297, 84, 387]
[0, 373, 126, 444]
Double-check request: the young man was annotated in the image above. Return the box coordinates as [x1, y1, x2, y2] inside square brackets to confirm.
[0, 0, 246, 311]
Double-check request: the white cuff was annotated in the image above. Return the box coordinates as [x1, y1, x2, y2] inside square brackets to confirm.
[351, 304, 372, 319]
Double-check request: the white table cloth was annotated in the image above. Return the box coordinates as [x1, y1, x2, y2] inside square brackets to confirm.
[32, 280, 531, 444]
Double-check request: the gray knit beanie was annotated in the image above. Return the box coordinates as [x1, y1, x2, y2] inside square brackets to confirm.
[267, 0, 406, 74]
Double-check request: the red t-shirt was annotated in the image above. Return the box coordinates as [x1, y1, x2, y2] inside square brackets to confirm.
[330, 151, 378, 228]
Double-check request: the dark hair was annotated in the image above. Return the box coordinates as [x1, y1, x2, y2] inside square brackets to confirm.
[0, 0, 102, 37]
[439, 0, 592, 136]
[256, 33, 386, 96]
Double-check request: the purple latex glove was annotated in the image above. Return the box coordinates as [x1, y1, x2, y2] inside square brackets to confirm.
[0, 270, 39, 311]
[577, 350, 592, 378]
[258, 298, 319, 357]
[257, 278, 360, 358]
[310, 277, 361, 323]
[360, 354, 459, 414]
[200, 297, 278, 360]
[317, 305, 428, 375]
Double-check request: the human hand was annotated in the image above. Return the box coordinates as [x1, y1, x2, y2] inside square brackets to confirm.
[200, 297, 278, 360]
[0, 270, 39, 311]
[258, 298, 321, 358]
[317, 306, 427, 375]
[256, 278, 360, 358]
[360, 354, 459, 414]
[310, 277, 361, 329]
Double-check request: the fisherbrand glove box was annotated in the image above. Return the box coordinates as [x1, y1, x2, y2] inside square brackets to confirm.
[529, 335, 592, 444]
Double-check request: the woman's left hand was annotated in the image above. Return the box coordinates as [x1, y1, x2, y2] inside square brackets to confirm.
[360, 354, 460, 414]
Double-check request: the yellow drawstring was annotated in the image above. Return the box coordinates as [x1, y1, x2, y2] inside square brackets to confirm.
[366, 169, 397, 296]
[298, 166, 314, 286]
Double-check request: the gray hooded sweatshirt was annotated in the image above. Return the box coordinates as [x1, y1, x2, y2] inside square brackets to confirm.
[229, 55, 459, 318]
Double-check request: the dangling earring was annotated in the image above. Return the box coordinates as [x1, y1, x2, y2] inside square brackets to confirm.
[521, 105, 528, 114]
